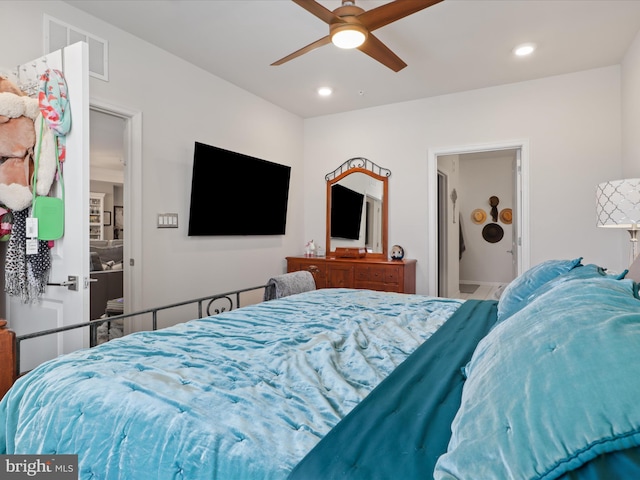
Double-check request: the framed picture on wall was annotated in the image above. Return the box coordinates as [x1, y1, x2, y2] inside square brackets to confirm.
[103, 211, 111, 226]
[114, 206, 124, 239]
[114, 206, 124, 229]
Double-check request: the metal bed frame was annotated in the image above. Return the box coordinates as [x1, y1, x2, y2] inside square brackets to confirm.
[0, 285, 267, 397]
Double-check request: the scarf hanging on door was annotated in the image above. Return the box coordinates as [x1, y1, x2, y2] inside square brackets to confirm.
[38, 69, 71, 163]
[5, 208, 51, 303]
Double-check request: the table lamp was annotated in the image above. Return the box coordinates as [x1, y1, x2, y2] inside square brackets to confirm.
[596, 178, 640, 263]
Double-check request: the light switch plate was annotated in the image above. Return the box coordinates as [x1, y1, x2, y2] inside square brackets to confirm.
[157, 213, 179, 228]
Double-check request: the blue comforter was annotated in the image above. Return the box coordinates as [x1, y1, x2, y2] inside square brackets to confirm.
[435, 277, 640, 479]
[0, 289, 462, 480]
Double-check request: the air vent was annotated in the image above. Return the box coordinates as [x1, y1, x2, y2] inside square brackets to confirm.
[44, 15, 109, 81]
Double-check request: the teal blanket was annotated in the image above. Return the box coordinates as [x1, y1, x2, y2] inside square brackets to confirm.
[0, 289, 461, 480]
[289, 300, 498, 479]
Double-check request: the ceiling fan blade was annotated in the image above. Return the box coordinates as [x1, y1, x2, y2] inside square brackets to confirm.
[359, 0, 444, 32]
[292, 0, 344, 25]
[357, 33, 407, 72]
[271, 35, 332, 66]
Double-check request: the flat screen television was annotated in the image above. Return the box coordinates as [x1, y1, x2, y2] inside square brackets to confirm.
[188, 142, 291, 236]
[330, 183, 364, 240]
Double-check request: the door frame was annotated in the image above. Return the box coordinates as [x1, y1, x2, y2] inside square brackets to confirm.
[427, 140, 530, 297]
[437, 170, 448, 297]
[89, 98, 143, 322]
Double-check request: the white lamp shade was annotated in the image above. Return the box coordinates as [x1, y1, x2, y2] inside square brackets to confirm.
[596, 178, 640, 228]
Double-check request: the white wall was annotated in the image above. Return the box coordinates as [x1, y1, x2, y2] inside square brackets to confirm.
[622, 29, 640, 179]
[1, 1, 305, 315]
[2, 2, 633, 302]
[459, 154, 514, 284]
[303, 67, 624, 293]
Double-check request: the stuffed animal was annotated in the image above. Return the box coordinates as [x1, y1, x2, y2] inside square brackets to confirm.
[0, 157, 32, 187]
[305, 239, 316, 257]
[390, 244, 405, 260]
[0, 76, 26, 96]
[0, 116, 35, 160]
[0, 76, 56, 211]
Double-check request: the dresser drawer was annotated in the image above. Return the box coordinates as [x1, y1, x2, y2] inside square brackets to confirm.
[354, 265, 401, 291]
[355, 265, 400, 283]
[355, 267, 370, 282]
[382, 266, 401, 283]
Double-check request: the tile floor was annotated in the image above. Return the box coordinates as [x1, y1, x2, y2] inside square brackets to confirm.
[457, 283, 505, 301]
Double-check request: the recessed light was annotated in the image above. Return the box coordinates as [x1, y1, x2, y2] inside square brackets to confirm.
[317, 86, 333, 97]
[514, 43, 536, 57]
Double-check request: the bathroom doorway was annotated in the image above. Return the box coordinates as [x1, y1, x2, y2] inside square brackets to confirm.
[427, 141, 530, 298]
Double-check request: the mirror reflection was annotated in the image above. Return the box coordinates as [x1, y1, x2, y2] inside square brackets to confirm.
[326, 158, 390, 258]
[330, 173, 384, 253]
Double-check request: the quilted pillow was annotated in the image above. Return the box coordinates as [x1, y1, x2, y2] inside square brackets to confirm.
[461, 264, 630, 379]
[435, 277, 640, 480]
[628, 255, 640, 283]
[496, 257, 582, 321]
[523, 263, 627, 303]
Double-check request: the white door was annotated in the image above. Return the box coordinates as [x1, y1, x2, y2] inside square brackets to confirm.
[6, 42, 90, 372]
[511, 149, 522, 280]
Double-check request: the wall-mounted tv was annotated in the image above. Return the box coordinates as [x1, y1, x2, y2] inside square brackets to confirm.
[330, 183, 364, 240]
[188, 142, 291, 236]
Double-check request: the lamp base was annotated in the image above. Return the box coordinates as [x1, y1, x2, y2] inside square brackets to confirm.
[628, 229, 638, 264]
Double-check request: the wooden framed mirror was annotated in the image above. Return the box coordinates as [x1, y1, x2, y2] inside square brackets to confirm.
[325, 158, 390, 259]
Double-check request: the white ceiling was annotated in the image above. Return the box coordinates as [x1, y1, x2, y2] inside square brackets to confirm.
[67, 0, 640, 119]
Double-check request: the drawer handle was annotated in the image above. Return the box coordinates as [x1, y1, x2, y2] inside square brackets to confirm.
[307, 265, 320, 274]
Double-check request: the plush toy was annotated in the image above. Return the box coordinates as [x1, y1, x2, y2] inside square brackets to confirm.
[0, 157, 32, 188]
[390, 244, 405, 260]
[0, 76, 57, 211]
[0, 116, 35, 160]
[0, 76, 27, 97]
[305, 239, 316, 257]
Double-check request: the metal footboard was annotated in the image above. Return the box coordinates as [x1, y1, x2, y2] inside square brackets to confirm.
[14, 285, 267, 377]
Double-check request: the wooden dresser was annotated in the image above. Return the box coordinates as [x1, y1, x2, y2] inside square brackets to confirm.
[287, 256, 416, 294]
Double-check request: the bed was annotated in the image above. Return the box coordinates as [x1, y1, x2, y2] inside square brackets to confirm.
[1, 258, 640, 480]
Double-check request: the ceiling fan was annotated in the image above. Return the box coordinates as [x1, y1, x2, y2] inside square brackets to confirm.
[271, 0, 444, 72]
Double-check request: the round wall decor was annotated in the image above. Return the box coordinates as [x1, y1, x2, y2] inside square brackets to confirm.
[482, 223, 504, 243]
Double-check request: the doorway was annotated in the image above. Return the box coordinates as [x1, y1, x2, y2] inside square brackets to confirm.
[427, 141, 530, 297]
[89, 109, 125, 325]
[89, 100, 143, 330]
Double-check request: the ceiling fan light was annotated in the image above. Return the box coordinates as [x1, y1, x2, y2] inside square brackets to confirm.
[331, 24, 367, 49]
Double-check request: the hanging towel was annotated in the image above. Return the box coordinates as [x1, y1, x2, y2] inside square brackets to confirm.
[459, 214, 466, 260]
[263, 271, 316, 301]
